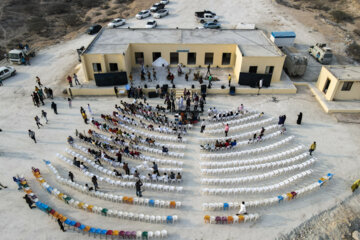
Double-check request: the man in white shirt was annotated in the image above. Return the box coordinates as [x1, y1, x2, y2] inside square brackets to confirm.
[200, 120, 206, 133]
[236, 201, 247, 215]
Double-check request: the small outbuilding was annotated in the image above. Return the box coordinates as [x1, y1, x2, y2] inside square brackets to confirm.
[316, 65, 360, 101]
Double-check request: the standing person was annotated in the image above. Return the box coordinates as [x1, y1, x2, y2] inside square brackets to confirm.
[67, 75, 73, 87]
[257, 79, 263, 95]
[68, 98, 72, 108]
[36, 76, 43, 87]
[0, 182, 8, 190]
[87, 104, 92, 115]
[152, 162, 159, 175]
[28, 129, 36, 143]
[73, 73, 81, 85]
[185, 72, 189, 81]
[152, 68, 157, 81]
[48, 88, 54, 99]
[129, 73, 133, 85]
[0, 79, 3, 86]
[51, 102, 58, 114]
[68, 171, 74, 182]
[114, 86, 118, 98]
[200, 119, 206, 133]
[135, 179, 143, 197]
[206, 64, 211, 76]
[208, 75, 212, 88]
[228, 74, 232, 87]
[297, 112, 303, 125]
[57, 218, 66, 232]
[309, 141, 316, 156]
[13, 176, 23, 190]
[34, 116, 43, 129]
[224, 123, 229, 137]
[236, 201, 247, 215]
[147, 71, 151, 82]
[23, 194, 36, 209]
[82, 112, 88, 124]
[92, 175, 98, 191]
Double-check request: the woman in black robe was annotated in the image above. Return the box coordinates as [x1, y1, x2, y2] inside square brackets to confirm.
[297, 112, 303, 125]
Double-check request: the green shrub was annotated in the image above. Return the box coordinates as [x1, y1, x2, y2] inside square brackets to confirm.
[346, 42, 360, 61]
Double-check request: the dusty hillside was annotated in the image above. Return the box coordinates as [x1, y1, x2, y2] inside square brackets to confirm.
[0, 0, 157, 59]
[276, 0, 360, 62]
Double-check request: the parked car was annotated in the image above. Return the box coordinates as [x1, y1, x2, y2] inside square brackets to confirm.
[150, 3, 165, 12]
[86, 24, 102, 35]
[108, 18, 126, 28]
[153, 9, 169, 18]
[196, 13, 219, 23]
[146, 20, 157, 28]
[136, 10, 151, 19]
[160, 0, 169, 4]
[195, 10, 216, 17]
[0, 66, 16, 81]
[203, 22, 221, 29]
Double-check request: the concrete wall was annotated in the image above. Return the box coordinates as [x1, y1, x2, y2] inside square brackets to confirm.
[240, 55, 285, 83]
[233, 46, 243, 84]
[129, 43, 237, 68]
[316, 66, 339, 101]
[334, 81, 360, 101]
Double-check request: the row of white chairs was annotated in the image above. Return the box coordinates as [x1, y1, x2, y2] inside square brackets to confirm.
[200, 146, 305, 168]
[37, 173, 178, 224]
[206, 214, 260, 224]
[201, 130, 283, 152]
[57, 153, 184, 193]
[132, 144, 184, 158]
[45, 161, 182, 209]
[203, 173, 334, 211]
[201, 136, 295, 160]
[70, 144, 183, 174]
[206, 113, 262, 129]
[134, 113, 193, 130]
[201, 153, 310, 175]
[114, 115, 187, 136]
[207, 108, 256, 122]
[201, 158, 315, 184]
[92, 123, 187, 143]
[83, 133, 184, 167]
[202, 170, 313, 195]
[204, 117, 274, 135]
[199, 124, 281, 144]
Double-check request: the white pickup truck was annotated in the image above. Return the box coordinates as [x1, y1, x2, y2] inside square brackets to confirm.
[195, 11, 218, 23]
[8, 47, 36, 64]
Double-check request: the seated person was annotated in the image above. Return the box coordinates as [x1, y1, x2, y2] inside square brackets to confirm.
[170, 172, 175, 180]
[162, 146, 169, 153]
[113, 169, 122, 177]
[176, 172, 182, 180]
[177, 134, 182, 141]
[151, 172, 158, 181]
[231, 140, 237, 147]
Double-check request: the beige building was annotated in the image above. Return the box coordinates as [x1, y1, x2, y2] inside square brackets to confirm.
[81, 28, 285, 86]
[316, 65, 360, 101]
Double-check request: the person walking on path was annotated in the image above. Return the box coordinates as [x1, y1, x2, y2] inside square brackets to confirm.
[135, 179, 143, 197]
[228, 74, 232, 87]
[36, 76, 43, 88]
[208, 75, 212, 88]
[13, 176, 22, 190]
[34, 116, 43, 129]
[224, 123, 229, 137]
[73, 73, 81, 85]
[67, 75, 73, 87]
[28, 129, 36, 143]
[23, 194, 36, 209]
[152, 68, 157, 81]
[297, 112, 303, 125]
[68, 171, 74, 182]
[92, 175, 98, 191]
[51, 102, 58, 114]
[57, 218, 66, 232]
[87, 104, 92, 115]
[200, 120, 206, 133]
[309, 142, 316, 156]
[67, 98, 72, 108]
[41, 110, 48, 123]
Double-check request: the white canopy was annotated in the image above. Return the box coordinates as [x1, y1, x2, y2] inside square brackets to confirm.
[152, 57, 169, 67]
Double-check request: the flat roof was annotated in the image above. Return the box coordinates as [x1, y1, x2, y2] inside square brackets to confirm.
[271, 31, 296, 38]
[85, 28, 283, 57]
[326, 65, 360, 81]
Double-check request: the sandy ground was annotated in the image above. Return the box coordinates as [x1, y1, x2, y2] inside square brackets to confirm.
[1, 1, 360, 240]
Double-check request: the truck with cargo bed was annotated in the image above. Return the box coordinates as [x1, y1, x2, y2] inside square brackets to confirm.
[282, 46, 308, 77]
